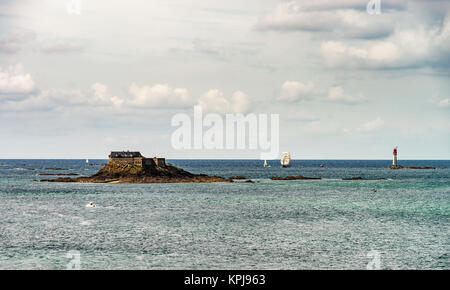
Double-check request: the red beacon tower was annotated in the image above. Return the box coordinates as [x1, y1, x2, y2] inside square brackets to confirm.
[393, 147, 398, 166]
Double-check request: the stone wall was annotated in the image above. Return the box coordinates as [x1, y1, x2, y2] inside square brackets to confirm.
[153, 157, 166, 167]
[110, 157, 143, 167]
[109, 155, 166, 168]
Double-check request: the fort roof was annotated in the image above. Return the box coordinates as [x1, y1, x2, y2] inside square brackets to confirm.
[110, 151, 142, 158]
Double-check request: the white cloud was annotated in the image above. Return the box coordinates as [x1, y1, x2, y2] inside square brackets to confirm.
[327, 86, 365, 104]
[256, 1, 395, 38]
[0, 30, 36, 54]
[231, 90, 251, 114]
[197, 89, 251, 114]
[0, 88, 85, 112]
[128, 83, 191, 107]
[1, 83, 123, 112]
[321, 13, 450, 69]
[39, 40, 84, 53]
[278, 80, 316, 102]
[359, 117, 384, 132]
[91, 83, 123, 107]
[0, 64, 36, 95]
[342, 117, 385, 133]
[192, 39, 221, 55]
[438, 98, 449, 108]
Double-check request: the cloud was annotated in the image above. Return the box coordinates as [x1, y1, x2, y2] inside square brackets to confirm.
[438, 98, 449, 108]
[197, 89, 251, 113]
[192, 39, 221, 55]
[230, 90, 251, 114]
[0, 64, 36, 95]
[91, 83, 123, 107]
[359, 117, 384, 132]
[278, 80, 316, 102]
[342, 117, 385, 134]
[128, 83, 191, 107]
[327, 86, 365, 104]
[0, 83, 123, 112]
[255, 1, 395, 39]
[0, 88, 85, 112]
[321, 13, 450, 69]
[0, 30, 36, 54]
[257, 1, 450, 70]
[39, 40, 84, 53]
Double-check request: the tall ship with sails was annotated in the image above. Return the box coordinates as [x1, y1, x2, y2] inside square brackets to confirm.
[280, 152, 291, 167]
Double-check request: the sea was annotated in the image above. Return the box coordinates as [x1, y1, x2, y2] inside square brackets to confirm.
[0, 159, 448, 270]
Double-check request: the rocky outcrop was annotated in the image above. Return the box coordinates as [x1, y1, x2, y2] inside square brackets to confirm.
[389, 165, 404, 169]
[41, 161, 230, 183]
[39, 173, 79, 176]
[229, 176, 247, 180]
[271, 176, 321, 180]
[342, 177, 387, 180]
[389, 165, 436, 169]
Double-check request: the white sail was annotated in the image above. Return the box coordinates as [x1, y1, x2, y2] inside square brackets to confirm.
[280, 152, 291, 167]
[86, 158, 89, 163]
[264, 160, 268, 167]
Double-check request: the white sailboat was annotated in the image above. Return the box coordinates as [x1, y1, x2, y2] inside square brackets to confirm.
[280, 152, 291, 167]
[86, 158, 89, 164]
[263, 160, 271, 167]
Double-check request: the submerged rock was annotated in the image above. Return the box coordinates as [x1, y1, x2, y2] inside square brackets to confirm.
[342, 177, 387, 180]
[39, 173, 79, 176]
[389, 165, 404, 169]
[389, 165, 436, 170]
[271, 176, 321, 180]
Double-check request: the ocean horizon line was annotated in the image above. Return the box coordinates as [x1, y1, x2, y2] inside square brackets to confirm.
[1, 158, 449, 161]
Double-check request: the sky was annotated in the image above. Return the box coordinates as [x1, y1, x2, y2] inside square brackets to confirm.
[0, 0, 449, 159]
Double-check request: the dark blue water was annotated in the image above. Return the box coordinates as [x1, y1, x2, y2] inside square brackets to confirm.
[0, 159, 448, 269]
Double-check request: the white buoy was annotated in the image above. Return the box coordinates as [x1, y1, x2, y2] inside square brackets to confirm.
[86, 202, 96, 208]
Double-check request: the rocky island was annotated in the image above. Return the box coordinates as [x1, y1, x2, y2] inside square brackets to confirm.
[41, 151, 230, 183]
[388, 165, 436, 169]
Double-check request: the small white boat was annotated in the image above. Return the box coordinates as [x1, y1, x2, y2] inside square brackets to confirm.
[281, 152, 291, 167]
[86, 158, 89, 164]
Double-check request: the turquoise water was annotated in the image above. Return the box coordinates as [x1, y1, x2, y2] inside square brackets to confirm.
[0, 159, 448, 269]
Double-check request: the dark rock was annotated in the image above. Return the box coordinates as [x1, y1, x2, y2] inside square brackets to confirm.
[389, 165, 436, 170]
[43, 168, 69, 170]
[342, 177, 364, 180]
[39, 173, 79, 176]
[271, 176, 321, 180]
[229, 176, 247, 179]
[342, 177, 387, 180]
[389, 165, 404, 169]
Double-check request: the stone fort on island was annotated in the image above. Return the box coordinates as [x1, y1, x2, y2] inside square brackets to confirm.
[109, 151, 166, 168]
